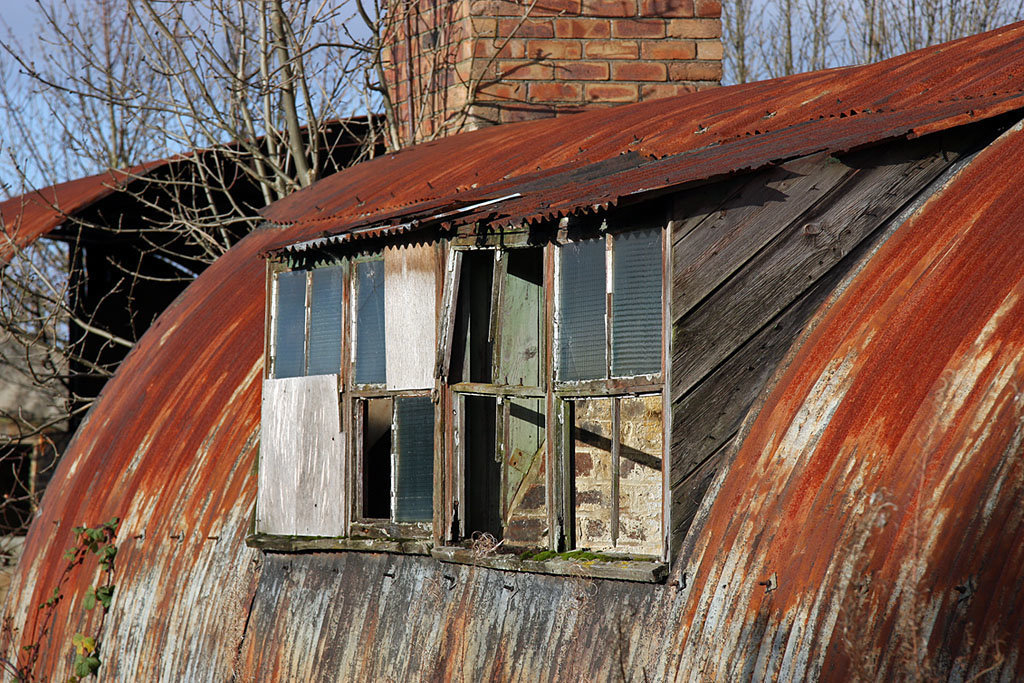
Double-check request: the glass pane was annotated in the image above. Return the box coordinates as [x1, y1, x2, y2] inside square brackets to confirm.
[274, 270, 306, 378]
[572, 397, 613, 550]
[611, 228, 662, 377]
[503, 397, 546, 546]
[616, 395, 663, 556]
[355, 259, 386, 384]
[558, 239, 606, 381]
[394, 396, 434, 522]
[361, 398, 393, 519]
[308, 266, 343, 376]
[498, 249, 543, 387]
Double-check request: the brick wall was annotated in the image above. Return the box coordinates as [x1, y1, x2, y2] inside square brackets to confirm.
[381, 0, 722, 146]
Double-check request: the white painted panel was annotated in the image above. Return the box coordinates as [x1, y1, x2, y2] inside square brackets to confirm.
[257, 375, 344, 536]
[384, 243, 437, 390]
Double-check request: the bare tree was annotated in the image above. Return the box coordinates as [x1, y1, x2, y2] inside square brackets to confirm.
[723, 0, 1024, 84]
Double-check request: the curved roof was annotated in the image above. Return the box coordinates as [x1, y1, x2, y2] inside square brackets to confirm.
[262, 21, 1024, 241]
[0, 164, 159, 263]
[5, 23, 1024, 680]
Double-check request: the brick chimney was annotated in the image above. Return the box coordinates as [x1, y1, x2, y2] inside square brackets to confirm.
[381, 0, 722, 146]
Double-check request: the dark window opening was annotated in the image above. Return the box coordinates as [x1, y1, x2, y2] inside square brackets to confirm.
[361, 397, 393, 520]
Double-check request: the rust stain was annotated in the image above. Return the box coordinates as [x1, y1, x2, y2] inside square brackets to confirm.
[4, 25, 1024, 681]
[261, 22, 1024, 246]
[0, 163, 162, 263]
[673, 119, 1024, 678]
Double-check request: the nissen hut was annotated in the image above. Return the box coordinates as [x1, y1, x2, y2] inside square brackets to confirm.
[5, 12, 1024, 681]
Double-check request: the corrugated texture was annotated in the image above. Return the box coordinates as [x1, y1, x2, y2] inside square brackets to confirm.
[261, 22, 1024, 244]
[5, 26, 1024, 682]
[668, 118, 1024, 680]
[0, 164, 161, 263]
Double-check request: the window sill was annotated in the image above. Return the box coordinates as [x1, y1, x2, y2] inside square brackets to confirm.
[246, 533, 431, 555]
[431, 546, 668, 583]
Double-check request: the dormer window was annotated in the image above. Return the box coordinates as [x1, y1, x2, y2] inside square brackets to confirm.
[254, 221, 668, 580]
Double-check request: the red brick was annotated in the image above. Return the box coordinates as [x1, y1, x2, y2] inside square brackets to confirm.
[532, 0, 584, 15]
[474, 38, 526, 59]
[500, 104, 558, 123]
[586, 82, 639, 102]
[695, 0, 721, 17]
[667, 17, 720, 38]
[526, 39, 583, 59]
[584, 39, 639, 59]
[529, 81, 584, 101]
[668, 60, 722, 81]
[611, 18, 666, 38]
[484, 0, 584, 15]
[581, 0, 637, 16]
[612, 60, 667, 81]
[499, 60, 557, 79]
[696, 39, 723, 60]
[554, 17, 612, 37]
[640, 82, 696, 99]
[553, 60, 610, 80]
[640, 39, 696, 60]
[639, 0, 694, 16]
[477, 81, 526, 100]
[498, 18, 555, 37]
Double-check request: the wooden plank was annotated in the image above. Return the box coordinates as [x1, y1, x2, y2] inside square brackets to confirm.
[669, 256, 853, 491]
[257, 374, 345, 536]
[384, 243, 437, 390]
[671, 141, 961, 400]
[672, 153, 855, 319]
[669, 437, 730, 543]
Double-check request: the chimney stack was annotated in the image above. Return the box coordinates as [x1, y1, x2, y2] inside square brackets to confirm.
[382, 0, 722, 146]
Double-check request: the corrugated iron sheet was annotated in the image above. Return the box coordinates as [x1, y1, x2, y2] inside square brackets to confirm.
[0, 164, 160, 263]
[260, 22, 1024, 248]
[668, 117, 1024, 680]
[4, 25, 1024, 681]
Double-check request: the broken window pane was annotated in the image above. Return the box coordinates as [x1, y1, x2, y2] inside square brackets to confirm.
[558, 238, 606, 381]
[394, 396, 434, 522]
[616, 395, 663, 556]
[464, 395, 501, 539]
[361, 398, 393, 520]
[308, 266, 343, 376]
[503, 397, 547, 546]
[572, 397, 613, 550]
[274, 270, 306, 379]
[498, 249, 543, 387]
[355, 259, 386, 384]
[611, 229, 662, 377]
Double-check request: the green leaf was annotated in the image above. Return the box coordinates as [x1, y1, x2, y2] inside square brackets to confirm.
[95, 585, 114, 610]
[73, 654, 91, 678]
[83, 589, 96, 611]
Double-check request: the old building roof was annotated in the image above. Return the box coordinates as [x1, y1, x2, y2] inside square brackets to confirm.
[5, 22, 1024, 680]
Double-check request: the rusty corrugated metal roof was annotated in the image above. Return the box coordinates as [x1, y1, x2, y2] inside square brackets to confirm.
[669, 116, 1024, 680]
[260, 21, 1024, 248]
[5, 24, 1024, 681]
[0, 164, 161, 263]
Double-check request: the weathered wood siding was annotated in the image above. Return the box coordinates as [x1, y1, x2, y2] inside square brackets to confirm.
[384, 243, 438, 391]
[257, 374, 345, 536]
[667, 130, 983, 552]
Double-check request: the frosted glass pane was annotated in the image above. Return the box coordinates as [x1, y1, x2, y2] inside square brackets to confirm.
[308, 266, 343, 375]
[558, 239, 606, 381]
[611, 228, 662, 377]
[394, 396, 434, 522]
[274, 270, 306, 378]
[355, 260, 386, 384]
